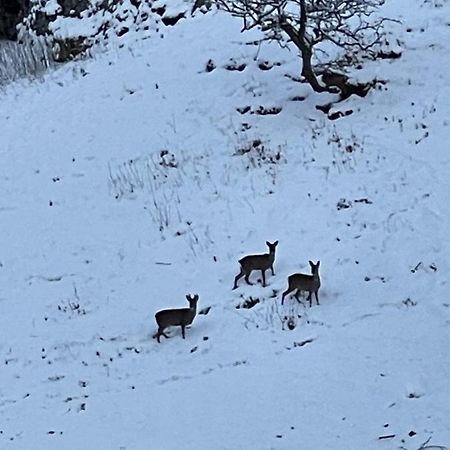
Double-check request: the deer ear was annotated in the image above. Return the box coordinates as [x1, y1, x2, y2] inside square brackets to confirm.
[317, 261, 320, 266]
[186, 294, 191, 301]
[266, 241, 270, 246]
[309, 260, 313, 267]
[274, 240, 278, 246]
[194, 294, 199, 301]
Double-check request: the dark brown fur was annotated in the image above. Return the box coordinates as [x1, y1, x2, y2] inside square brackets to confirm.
[233, 241, 278, 289]
[281, 261, 321, 307]
[154, 294, 199, 343]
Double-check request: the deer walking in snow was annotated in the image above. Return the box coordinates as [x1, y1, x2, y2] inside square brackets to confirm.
[154, 294, 199, 343]
[233, 241, 278, 289]
[281, 261, 321, 307]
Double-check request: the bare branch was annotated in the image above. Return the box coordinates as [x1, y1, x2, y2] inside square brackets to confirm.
[213, 0, 397, 97]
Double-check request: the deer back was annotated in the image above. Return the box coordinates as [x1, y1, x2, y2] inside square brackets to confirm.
[155, 294, 198, 328]
[155, 307, 192, 328]
[239, 240, 278, 271]
[288, 273, 320, 291]
[288, 261, 321, 291]
[239, 253, 273, 271]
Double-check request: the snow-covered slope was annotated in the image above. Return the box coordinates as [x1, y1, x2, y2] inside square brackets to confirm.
[1, 0, 449, 448]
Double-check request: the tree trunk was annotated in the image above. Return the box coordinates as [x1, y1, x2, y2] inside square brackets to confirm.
[280, 12, 335, 94]
[300, 46, 330, 93]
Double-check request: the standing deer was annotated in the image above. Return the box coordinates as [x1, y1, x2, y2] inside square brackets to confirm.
[233, 241, 278, 289]
[281, 261, 321, 307]
[154, 294, 199, 343]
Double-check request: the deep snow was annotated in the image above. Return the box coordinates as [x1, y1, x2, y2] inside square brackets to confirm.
[1, 0, 449, 449]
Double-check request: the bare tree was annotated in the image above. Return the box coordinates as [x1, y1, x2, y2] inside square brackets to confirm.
[214, 0, 395, 98]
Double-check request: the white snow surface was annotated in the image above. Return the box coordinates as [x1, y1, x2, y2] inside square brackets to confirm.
[1, 0, 450, 449]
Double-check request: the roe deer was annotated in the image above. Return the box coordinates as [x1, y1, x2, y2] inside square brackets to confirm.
[281, 261, 321, 307]
[154, 294, 199, 343]
[233, 241, 278, 289]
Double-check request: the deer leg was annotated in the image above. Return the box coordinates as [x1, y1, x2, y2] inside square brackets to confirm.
[307, 292, 313, 307]
[315, 290, 320, 305]
[294, 289, 301, 302]
[181, 325, 186, 339]
[244, 271, 253, 285]
[270, 264, 275, 276]
[233, 268, 245, 289]
[261, 270, 266, 287]
[282, 287, 294, 305]
[156, 328, 169, 343]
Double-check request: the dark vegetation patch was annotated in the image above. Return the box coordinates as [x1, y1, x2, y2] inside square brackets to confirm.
[224, 59, 246, 71]
[236, 105, 282, 115]
[257, 60, 281, 71]
[161, 12, 185, 26]
[236, 296, 260, 309]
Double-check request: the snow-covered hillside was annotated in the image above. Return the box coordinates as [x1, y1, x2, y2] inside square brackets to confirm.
[1, 0, 449, 449]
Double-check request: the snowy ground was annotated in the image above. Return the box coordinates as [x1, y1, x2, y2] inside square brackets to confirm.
[1, 0, 449, 449]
